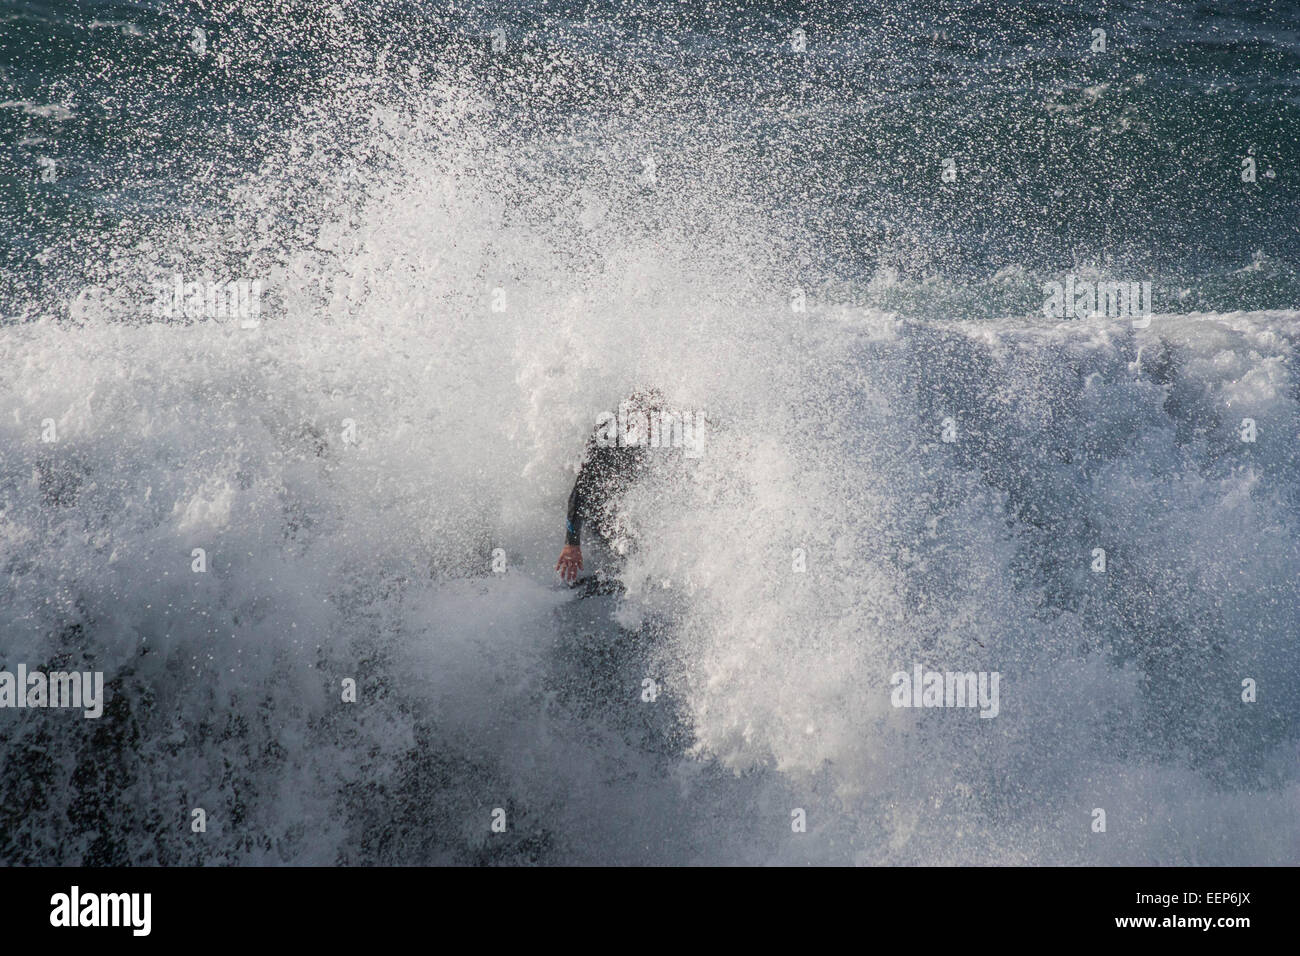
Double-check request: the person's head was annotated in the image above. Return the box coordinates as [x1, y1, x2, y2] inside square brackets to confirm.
[624, 385, 666, 414]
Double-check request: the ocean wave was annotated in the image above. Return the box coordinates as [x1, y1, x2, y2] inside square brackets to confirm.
[2, 1, 1298, 865]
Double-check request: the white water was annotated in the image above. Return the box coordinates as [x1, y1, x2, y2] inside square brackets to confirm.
[2, 75, 1298, 864]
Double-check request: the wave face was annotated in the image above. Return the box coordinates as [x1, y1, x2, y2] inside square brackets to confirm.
[1, 0, 1299, 864]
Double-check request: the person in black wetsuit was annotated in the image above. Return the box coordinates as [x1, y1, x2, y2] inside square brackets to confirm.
[555, 428, 644, 583]
[556, 387, 701, 585]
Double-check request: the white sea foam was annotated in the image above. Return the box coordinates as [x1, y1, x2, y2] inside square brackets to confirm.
[0, 100, 75, 121]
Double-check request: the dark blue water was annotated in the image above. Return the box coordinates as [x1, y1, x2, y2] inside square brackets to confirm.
[5, 0, 1300, 317]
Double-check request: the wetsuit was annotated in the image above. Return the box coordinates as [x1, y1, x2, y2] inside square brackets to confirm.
[564, 432, 647, 549]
